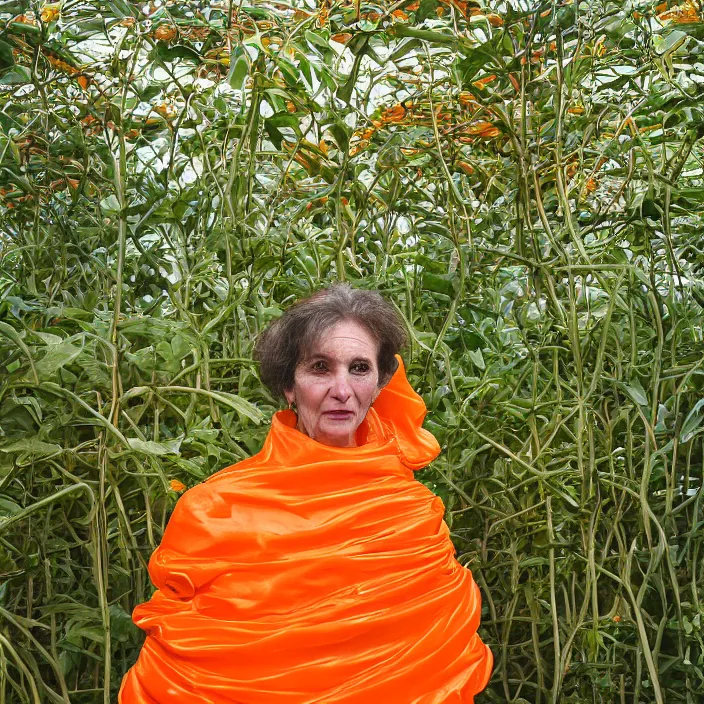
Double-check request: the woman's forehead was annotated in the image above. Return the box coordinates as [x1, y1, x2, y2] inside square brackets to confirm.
[299, 321, 379, 361]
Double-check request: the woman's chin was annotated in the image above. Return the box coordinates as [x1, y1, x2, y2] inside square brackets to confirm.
[315, 423, 357, 447]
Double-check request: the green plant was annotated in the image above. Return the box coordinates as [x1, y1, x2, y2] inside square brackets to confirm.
[1, 0, 703, 701]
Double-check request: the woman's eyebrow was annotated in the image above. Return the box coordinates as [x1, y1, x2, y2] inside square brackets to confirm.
[305, 354, 373, 364]
[305, 353, 332, 361]
[350, 356, 373, 364]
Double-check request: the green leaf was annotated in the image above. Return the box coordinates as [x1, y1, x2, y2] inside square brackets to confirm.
[34, 342, 83, 379]
[653, 30, 687, 57]
[621, 380, 648, 407]
[125, 438, 182, 456]
[305, 30, 332, 53]
[208, 391, 263, 424]
[422, 272, 457, 297]
[468, 348, 485, 370]
[0, 439, 62, 456]
[228, 48, 249, 91]
[337, 51, 365, 104]
[171, 334, 192, 360]
[0, 40, 14, 69]
[153, 44, 201, 63]
[680, 399, 704, 444]
[110, 603, 140, 644]
[0, 497, 21, 518]
[0, 65, 31, 85]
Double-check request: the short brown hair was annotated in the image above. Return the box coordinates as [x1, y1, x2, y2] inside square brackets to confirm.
[254, 283, 407, 398]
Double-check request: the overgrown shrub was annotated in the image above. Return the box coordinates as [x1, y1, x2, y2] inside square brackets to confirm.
[1, 1, 703, 702]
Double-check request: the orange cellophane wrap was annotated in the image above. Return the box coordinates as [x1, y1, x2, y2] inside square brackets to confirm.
[119, 355, 493, 703]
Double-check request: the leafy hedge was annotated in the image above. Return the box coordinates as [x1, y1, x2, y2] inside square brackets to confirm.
[1, 0, 704, 702]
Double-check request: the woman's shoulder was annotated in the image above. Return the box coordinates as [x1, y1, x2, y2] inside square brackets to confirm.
[202, 450, 267, 486]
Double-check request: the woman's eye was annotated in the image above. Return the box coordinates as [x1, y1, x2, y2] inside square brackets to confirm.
[312, 362, 327, 372]
[352, 363, 370, 373]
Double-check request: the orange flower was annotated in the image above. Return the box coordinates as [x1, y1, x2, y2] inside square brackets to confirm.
[391, 9, 409, 20]
[46, 55, 72, 72]
[169, 479, 186, 492]
[472, 74, 496, 90]
[182, 25, 210, 41]
[354, 127, 376, 141]
[639, 123, 662, 134]
[458, 91, 478, 109]
[467, 120, 499, 137]
[658, 1, 700, 23]
[487, 13, 504, 27]
[456, 161, 474, 176]
[154, 24, 177, 41]
[45, 54, 89, 87]
[40, 4, 60, 23]
[382, 103, 407, 123]
[585, 177, 598, 192]
[317, 1, 329, 26]
[568, 105, 585, 115]
[613, 615, 622, 622]
[405, 0, 420, 9]
[286, 101, 297, 113]
[119, 17, 136, 27]
[11, 13, 38, 26]
[154, 102, 178, 119]
[293, 152, 313, 170]
[480, 126, 500, 138]
[330, 32, 352, 44]
[436, 0, 475, 17]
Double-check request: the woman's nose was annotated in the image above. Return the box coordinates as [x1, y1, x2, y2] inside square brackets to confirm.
[330, 373, 352, 401]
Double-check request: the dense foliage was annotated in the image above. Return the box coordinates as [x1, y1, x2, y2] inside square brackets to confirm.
[1, 0, 704, 701]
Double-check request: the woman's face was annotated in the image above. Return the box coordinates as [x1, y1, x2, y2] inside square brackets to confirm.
[284, 319, 382, 448]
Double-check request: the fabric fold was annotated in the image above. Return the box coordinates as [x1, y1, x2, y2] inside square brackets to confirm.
[119, 355, 492, 703]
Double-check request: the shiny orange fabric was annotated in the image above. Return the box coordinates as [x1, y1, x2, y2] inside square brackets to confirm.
[119, 355, 492, 703]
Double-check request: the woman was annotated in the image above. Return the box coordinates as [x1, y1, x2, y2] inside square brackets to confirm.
[119, 283, 493, 703]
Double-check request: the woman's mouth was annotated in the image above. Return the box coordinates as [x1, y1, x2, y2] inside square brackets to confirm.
[324, 411, 353, 420]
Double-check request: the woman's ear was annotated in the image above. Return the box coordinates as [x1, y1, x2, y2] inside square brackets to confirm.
[283, 388, 295, 406]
